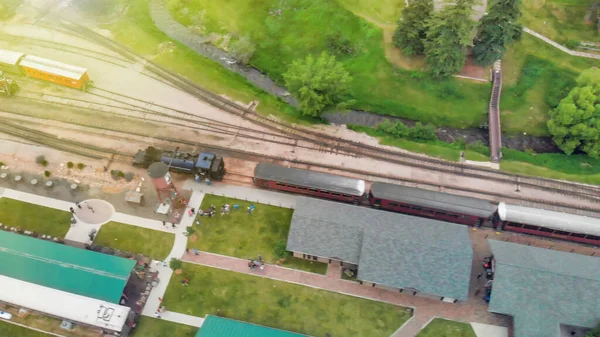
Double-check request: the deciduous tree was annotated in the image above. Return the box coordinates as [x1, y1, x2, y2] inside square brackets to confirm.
[472, 0, 522, 66]
[547, 68, 600, 158]
[283, 52, 352, 117]
[229, 36, 256, 65]
[424, 0, 476, 78]
[393, 0, 434, 56]
[586, 323, 600, 337]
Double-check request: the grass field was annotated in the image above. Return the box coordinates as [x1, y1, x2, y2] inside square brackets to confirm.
[520, 0, 598, 45]
[189, 195, 327, 274]
[131, 317, 198, 337]
[0, 321, 53, 337]
[94, 221, 174, 260]
[166, 0, 491, 128]
[0, 198, 70, 237]
[416, 318, 477, 337]
[502, 34, 599, 136]
[163, 263, 411, 337]
[336, 0, 405, 24]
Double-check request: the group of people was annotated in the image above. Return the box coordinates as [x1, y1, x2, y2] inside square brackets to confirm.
[248, 254, 264, 271]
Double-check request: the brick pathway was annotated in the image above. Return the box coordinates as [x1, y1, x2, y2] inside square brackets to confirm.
[183, 250, 511, 337]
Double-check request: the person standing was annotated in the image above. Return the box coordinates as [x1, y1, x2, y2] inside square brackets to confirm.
[75, 202, 82, 209]
[69, 207, 75, 214]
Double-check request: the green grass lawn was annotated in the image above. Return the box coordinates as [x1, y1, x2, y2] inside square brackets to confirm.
[0, 321, 53, 337]
[416, 318, 477, 337]
[189, 194, 327, 274]
[336, 0, 405, 24]
[163, 263, 411, 337]
[94, 221, 174, 260]
[501, 34, 599, 136]
[131, 317, 198, 337]
[0, 198, 71, 237]
[520, 0, 598, 45]
[166, 0, 491, 128]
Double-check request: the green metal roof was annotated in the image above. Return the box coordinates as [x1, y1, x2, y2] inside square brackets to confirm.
[196, 316, 309, 337]
[0, 231, 135, 303]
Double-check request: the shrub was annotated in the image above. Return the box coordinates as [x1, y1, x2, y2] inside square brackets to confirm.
[565, 39, 580, 50]
[44, 171, 51, 177]
[77, 163, 85, 170]
[67, 162, 74, 169]
[409, 122, 437, 141]
[117, 171, 125, 178]
[36, 155, 48, 167]
[186, 226, 196, 236]
[274, 240, 291, 259]
[229, 36, 256, 65]
[124, 172, 134, 182]
[169, 258, 182, 270]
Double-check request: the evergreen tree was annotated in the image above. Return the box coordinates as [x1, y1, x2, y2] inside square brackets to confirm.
[472, 0, 522, 66]
[424, 0, 476, 78]
[393, 0, 434, 56]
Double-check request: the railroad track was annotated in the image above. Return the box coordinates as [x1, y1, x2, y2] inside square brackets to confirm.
[1, 108, 599, 217]
[0, 119, 133, 162]
[33, 19, 600, 203]
[12, 89, 351, 155]
[0, 33, 133, 68]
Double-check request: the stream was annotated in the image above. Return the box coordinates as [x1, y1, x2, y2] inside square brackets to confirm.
[149, 0, 560, 154]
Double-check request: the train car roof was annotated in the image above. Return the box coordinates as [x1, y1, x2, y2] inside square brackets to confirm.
[0, 49, 25, 66]
[19, 55, 87, 80]
[254, 163, 366, 196]
[498, 202, 600, 236]
[370, 182, 497, 217]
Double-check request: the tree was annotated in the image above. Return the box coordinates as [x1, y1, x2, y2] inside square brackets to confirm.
[393, 0, 434, 56]
[283, 52, 352, 117]
[424, 0, 476, 78]
[229, 36, 256, 65]
[472, 0, 522, 66]
[547, 68, 600, 158]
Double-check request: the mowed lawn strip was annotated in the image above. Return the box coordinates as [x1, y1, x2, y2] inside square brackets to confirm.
[0, 321, 54, 337]
[164, 263, 411, 337]
[131, 317, 198, 337]
[0, 198, 71, 237]
[416, 318, 477, 337]
[189, 194, 327, 274]
[94, 222, 174, 260]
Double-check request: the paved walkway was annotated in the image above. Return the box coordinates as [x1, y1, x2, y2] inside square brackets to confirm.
[184, 180, 297, 208]
[140, 191, 205, 327]
[182, 251, 510, 337]
[524, 27, 600, 60]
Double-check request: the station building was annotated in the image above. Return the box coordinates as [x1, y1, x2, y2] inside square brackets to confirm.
[286, 196, 474, 302]
[488, 240, 600, 337]
[0, 230, 137, 335]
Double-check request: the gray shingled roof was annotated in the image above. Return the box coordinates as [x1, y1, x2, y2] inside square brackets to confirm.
[370, 182, 498, 218]
[488, 240, 600, 337]
[287, 197, 473, 300]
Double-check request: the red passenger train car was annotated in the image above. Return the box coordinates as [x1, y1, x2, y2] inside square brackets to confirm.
[253, 163, 365, 203]
[368, 182, 498, 226]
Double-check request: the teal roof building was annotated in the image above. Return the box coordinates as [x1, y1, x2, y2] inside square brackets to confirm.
[196, 316, 308, 337]
[0, 231, 135, 303]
